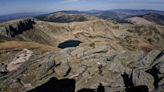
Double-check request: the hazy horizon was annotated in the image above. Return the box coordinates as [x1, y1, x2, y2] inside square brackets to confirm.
[0, 0, 164, 15]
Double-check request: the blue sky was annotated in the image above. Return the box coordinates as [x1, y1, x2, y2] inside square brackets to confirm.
[0, 0, 164, 15]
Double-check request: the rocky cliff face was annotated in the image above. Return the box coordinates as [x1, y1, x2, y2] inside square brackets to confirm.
[5, 19, 35, 37]
[0, 18, 163, 92]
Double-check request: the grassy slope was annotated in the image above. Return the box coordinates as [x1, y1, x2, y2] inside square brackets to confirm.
[0, 41, 59, 51]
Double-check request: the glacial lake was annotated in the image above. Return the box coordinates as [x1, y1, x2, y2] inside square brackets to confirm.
[58, 40, 82, 49]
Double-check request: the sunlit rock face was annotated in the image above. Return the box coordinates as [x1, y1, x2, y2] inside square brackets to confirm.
[0, 17, 163, 92]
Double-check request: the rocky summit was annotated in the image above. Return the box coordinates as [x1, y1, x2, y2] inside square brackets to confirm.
[0, 15, 164, 92]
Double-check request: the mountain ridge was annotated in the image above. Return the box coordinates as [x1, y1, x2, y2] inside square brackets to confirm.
[126, 13, 164, 25]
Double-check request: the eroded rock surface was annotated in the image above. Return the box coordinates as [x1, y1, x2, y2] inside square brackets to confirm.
[7, 49, 33, 71]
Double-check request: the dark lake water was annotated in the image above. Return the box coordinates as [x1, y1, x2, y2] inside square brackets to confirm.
[58, 40, 82, 49]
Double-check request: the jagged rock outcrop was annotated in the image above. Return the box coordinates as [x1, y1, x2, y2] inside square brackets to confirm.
[5, 19, 35, 37]
[0, 43, 163, 92]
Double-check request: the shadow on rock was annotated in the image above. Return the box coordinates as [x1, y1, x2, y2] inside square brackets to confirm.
[125, 85, 148, 92]
[146, 65, 164, 89]
[28, 77, 75, 92]
[77, 83, 104, 92]
[77, 89, 95, 92]
[121, 72, 148, 92]
[97, 83, 104, 92]
[121, 72, 134, 88]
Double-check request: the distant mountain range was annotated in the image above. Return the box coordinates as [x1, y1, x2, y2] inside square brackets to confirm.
[36, 12, 99, 23]
[0, 12, 45, 23]
[53, 9, 164, 20]
[1, 9, 164, 23]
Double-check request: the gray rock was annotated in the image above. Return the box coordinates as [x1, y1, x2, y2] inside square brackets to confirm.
[133, 70, 154, 92]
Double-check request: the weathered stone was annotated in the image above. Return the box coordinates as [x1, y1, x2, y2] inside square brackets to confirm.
[133, 70, 154, 92]
[139, 50, 161, 67]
